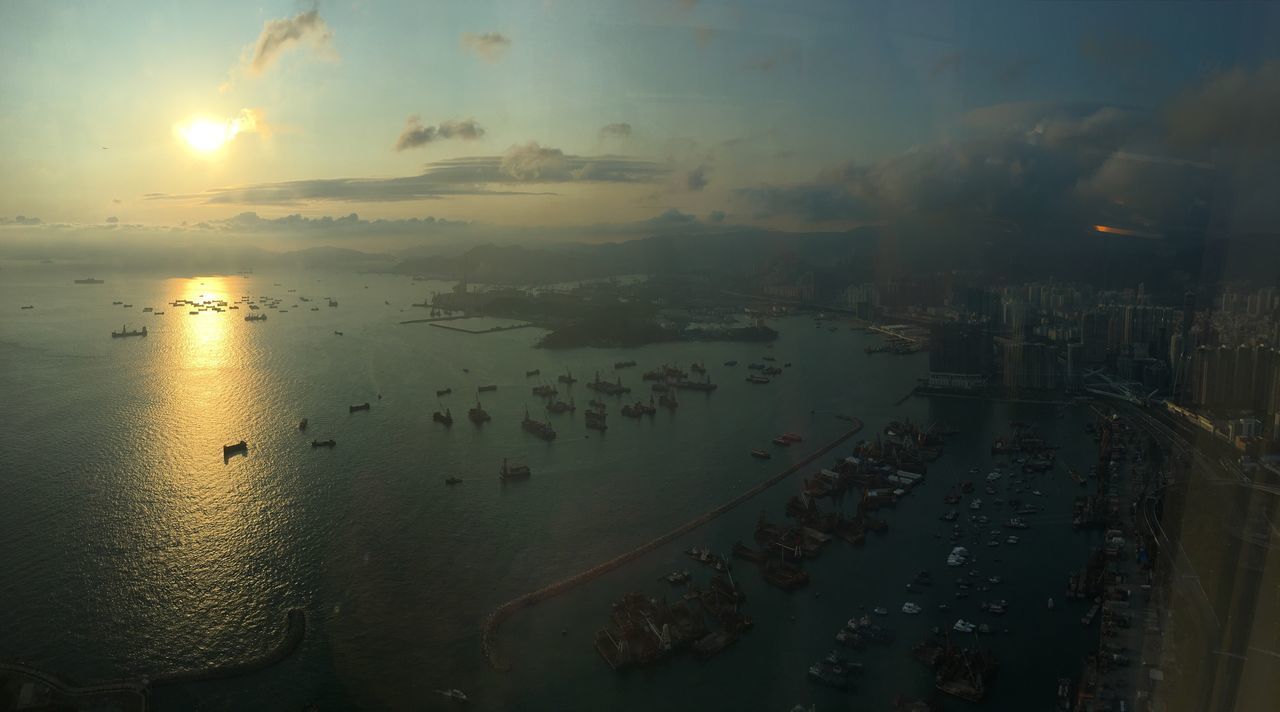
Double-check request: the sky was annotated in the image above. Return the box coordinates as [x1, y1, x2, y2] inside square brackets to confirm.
[2, 0, 1279, 251]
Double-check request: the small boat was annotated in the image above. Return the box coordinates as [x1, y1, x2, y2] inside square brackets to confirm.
[746, 374, 770, 384]
[311, 439, 336, 448]
[436, 388, 452, 396]
[223, 440, 248, 457]
[750, 448, 771, 459]
[500, 457, 531, 480]
[334, 331, 343, 336]
[723, 360, 738, 366]
[772, 436, 791, 446]
[478, 384, 497, 392]
[154, 311, 165, 315]
[872, 607, 887, 616]
[445, 477, 463, 485]
[781, 432, 803, 443]
[298, 418, 308, 431]
[435, 689, 468, 702]
[526, 369, 541, 377]
[349, 403, 370, 413]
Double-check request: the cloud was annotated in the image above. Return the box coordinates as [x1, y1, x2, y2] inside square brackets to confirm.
[685, 165, 709, 191]
[394, 117, 485, 151]
[202, 211, 469, 234]
[145, 147, 669, 205]
[646, 208, 697, 226]
[461, 32, 511, 62]
[245, 9, 335, 76]
[735, 183, 873, 223]
[1165, 60, 1280, 155]
[599, 123, 633, 139]
[0, 215, 42, 226]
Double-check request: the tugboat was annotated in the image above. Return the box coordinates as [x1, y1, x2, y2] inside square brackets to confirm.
[521, 407, 557, 441]
[223, 440, 248, 458]
[110, 324, 147, 338]
[433, 408, 454, 426]
[349, 402, 371, 413]
[468, 400, 491, 424]
[500, 458, 532, 481]
[311, 439, 336, 448]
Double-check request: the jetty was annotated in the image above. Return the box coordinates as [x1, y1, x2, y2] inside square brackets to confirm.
[480, 420, 863, 670]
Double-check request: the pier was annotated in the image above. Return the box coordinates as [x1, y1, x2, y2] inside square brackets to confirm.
[480, 420, 864, 670]
[429, 321, 534, 335]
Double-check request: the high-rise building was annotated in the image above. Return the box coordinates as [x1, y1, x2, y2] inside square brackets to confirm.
[928, 322, 991, 390]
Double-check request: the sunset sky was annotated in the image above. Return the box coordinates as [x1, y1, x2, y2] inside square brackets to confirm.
[2, 1, 1278, 249]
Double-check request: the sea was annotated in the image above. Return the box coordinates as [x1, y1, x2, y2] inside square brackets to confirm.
[0, 269, 1102, 711]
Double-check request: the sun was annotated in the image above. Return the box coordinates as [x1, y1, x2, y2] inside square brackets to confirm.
[181, 119, 229, 154]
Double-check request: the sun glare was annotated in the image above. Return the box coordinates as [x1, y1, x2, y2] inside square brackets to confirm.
[182, 120, 229, 153]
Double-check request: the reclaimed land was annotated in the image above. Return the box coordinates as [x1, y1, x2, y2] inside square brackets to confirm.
[480, 420, 864, 671]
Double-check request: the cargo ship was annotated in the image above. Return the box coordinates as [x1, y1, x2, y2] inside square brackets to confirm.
[585, 409, 608, 431]
[521, 408, 557, 441]
[547, 397, 575, 414]
[588, 372, 631, 395]
[500, 458, 532, 480]
[532, 383, 557, 397]
[557, 369, 577, 385]
[110, 324, 147, 338]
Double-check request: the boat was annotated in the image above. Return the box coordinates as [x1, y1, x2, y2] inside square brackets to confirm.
[445, 477, 463, 485]
[433, 408, 454, 426]
[110, 324, 147, 338]
[73, 278, 104, 284]
[587, 372, 630, 395]
[141, 307, 153, 313]
[952, 619, 977, 634]
[122, 304, 133, 308]
[532, 384, 557, 397]
[658, 392, 679, 409]
[772, 436, 791, 446]
[664, 570, 691, 585]
[311, 439, 336, 448]
[468, 400, 491, 424]
[872, 607, 888, 616]
[244, 313, 267, 321]
[526, 369, 541, 377]
[436, 388, 452, 396]
[746, 374, 770, 384]
[557, 369, 577, 385]
[349, 403, 370, 413]
[901, 602, 922, 614]
[781, 432, 803, 442]
[153, 311, 164, 315]
[112, 301, 122, 305]
[521, 408, 557, 441]
[478, 384, 497, 393]
[613, 360, 636, 369]
[546, 397, 576, 414]
[223, 440, 248, 457]
[435, 689, 468, 702]
[723, 360, 738, 366]
[333, 331, 343, 335]
[298, 418, 308, 431]
[585, 409, 608, 432]
[500, 457, 531, 480]
[750, 448, 771, 459]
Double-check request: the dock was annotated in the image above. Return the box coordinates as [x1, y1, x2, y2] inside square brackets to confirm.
[480, 420, 864, 670]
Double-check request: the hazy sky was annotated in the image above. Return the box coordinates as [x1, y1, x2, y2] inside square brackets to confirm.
[2, 1, 1279, 248]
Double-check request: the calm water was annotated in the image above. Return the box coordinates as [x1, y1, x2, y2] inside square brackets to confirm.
[0, 269, 1100, 711]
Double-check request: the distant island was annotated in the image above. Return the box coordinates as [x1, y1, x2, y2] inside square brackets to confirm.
[430, 280, 778, 349]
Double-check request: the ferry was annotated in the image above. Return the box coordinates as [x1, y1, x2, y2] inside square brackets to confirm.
[311, 439, 336, 448]
[500, 458, 531, 480]
[750, 448, 771, 459]
[110, 324, 147, 338]
[468, 400, 491, 424]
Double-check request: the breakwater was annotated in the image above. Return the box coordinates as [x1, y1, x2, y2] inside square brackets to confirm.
[480, 420, 864, 670]
[150, 608, 306, 687]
